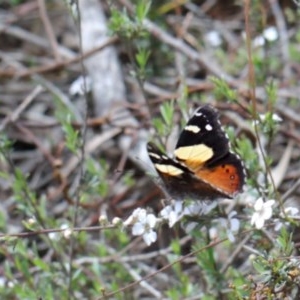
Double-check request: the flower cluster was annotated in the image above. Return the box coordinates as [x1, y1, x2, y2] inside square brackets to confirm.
[119, 194, 299, 246]
[123, 200, 221, 246]
[160, 200, 217, 228]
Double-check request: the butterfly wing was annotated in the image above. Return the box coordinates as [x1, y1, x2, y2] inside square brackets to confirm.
[147, 105, 245, 200]
[194, 152, 245, 196]
[147, 142, 232, 200]
[174, 105, 245, 197]
[174, 105, 230, 169]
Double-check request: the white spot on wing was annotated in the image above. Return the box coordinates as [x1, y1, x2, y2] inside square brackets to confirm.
[148, 152, 161, 160]
[205, 124, 213, 131]
[185, 125, 201, 133]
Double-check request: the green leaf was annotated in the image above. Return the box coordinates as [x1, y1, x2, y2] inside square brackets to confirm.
[265, 80, 277, 106]
[252, 259, 266, 274]
[61, 114, 81, 153]
[160, 101, 175, 128]
[136, 0, 151, 23]
[33, 257, 50, 272]
[136, 47, 151, 70]
[277, 227, 294, 256]
[210, 76, 237, 102]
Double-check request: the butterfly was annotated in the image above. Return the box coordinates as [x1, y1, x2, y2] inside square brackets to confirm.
[147, 105, 245, 200]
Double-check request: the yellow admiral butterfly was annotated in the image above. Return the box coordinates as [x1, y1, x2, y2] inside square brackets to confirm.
[147, 105, 245, 200]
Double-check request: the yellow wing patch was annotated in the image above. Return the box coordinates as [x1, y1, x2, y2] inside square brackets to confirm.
[174, 144, 213, 170]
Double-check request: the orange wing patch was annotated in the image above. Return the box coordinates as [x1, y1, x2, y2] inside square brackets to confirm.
[194, 164, 242, 196]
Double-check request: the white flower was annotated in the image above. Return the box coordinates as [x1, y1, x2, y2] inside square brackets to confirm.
[274, 206, 299, 231]
[27, 217, 36, 225]
[161, 201, 184, 227]
[183, 201, 217, 216]
[251, 198, 275, 229]
[63, 228, 73, 239]
[60, 224, 72, 238]
[99, 215, 108, 225]
[204, 31, 222, 47]
[280, 206, 299, 218]
[209, 227, 218, 240]
[124, 208, 143, 226]
[49, 223, 71, 240]
[111, 217, 121, 226]
[263, 26, 278, 42]
[48, 231, 58, 240]
[216, 211, 240, 242]
[125, 208, 157, 246]
[161, 200, 218, 229]
[258, 113, 282, 123]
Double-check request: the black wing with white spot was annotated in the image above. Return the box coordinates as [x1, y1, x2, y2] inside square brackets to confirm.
[175, 105, 230, 164]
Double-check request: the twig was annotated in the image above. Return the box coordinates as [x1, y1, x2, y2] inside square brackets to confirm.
[268, 0, 291, 78]
[118, 0, 238, 86]
[282, 178, 300, 202]
[0, 85, 44, 131]
[143, 18, 238, 86]
[0, 36, 118, 78]
[220, 233, 252, 273]
[76, 236, 192, 264]
[0, 23, 75, 58]
[0, 225, 115, 238]
[95, 234, 242, 300]
[244, 0, 278, 201]
[122, 261, 162, 298]
[14, 123, 57, 166]
[35, 75, 82, 121]
[61, 127, 122, 177]
[37, 0, 61, 61]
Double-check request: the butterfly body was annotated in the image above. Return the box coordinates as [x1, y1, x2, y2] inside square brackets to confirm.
[147, 105, 245, 200]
